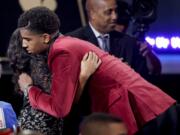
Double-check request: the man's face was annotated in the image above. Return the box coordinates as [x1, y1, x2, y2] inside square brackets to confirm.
[20, 29, 49, 54]
[91, 0, 118, 34]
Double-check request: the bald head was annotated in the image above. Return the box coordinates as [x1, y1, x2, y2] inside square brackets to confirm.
[85, 0, 118, 34]
[86, 0, 101, 13]
[86, 0, 109, 19]
[79, 113, 128, 135]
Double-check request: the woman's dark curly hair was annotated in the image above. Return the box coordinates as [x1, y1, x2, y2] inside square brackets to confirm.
[7, 29, 31, 91]
[7, 29, 30, 72]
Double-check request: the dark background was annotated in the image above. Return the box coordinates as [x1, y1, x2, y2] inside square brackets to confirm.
[0, 0, 82, 56]
[148, 0, 180, 36]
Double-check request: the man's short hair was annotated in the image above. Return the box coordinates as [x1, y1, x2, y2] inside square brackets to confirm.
[79, 113, 123, 135]
[18, 6, 60, 34]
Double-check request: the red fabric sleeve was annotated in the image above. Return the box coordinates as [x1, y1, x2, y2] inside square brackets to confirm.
[28, 50, 80, 118]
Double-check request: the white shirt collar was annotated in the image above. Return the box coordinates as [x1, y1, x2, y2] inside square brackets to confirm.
[89, 22, 110, 51]
[89, 22, 101, 38]
[89, 22, 109, 38]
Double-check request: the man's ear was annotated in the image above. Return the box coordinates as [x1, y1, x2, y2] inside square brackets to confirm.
[42, 33, 51, 44]
[90, 11, 96, 20]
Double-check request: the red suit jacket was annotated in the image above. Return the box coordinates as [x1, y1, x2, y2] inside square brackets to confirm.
[28, 36, 175, 135]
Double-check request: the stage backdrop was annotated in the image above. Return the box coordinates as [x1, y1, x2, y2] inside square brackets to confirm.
[0, 0, 82, 56]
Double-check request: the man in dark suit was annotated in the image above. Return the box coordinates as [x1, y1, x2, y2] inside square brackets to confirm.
[67, 0, 161, 80]
[68, 25, 150, 79]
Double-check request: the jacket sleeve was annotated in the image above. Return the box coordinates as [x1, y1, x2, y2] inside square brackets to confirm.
[28, 50, 80, 118]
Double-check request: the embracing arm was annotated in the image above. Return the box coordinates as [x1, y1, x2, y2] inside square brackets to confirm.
[18, 51, 101, 118]
[74, 52, 101, 103]
[19, 51, 80, 118]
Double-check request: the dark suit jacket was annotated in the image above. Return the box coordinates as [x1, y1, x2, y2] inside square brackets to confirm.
[67, 25, 149, 79]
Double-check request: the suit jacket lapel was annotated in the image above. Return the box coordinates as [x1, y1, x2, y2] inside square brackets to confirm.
[84, 25, 99, 47]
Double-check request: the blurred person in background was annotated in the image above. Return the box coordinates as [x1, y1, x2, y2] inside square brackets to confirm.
[79, 113, 128, 135]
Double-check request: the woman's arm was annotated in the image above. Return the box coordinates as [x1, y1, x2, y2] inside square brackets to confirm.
[74, 52, 101, 103]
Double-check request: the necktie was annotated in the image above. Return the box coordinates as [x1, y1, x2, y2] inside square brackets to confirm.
[99, 35, 109, 52]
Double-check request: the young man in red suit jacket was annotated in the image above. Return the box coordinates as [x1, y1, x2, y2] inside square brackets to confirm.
[17, 7, 179, 135]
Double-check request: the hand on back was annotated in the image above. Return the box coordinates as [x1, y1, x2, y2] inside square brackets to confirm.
[80, 51, 102, 79]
